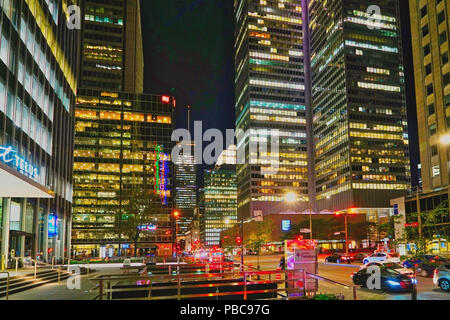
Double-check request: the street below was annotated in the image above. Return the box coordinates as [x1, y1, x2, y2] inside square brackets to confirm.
[236, 254, 450, 300]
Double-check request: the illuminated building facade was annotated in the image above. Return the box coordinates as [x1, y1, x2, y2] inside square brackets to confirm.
[71, 89, 175, 257]
[410, 0, 450, 193]
[202, 148, 237, 247]
[174, 142, 196, 240]
[71, 0, 174, 257]
[0, 0, 78, 267]
[79, 0, 143, 93]
[234, 0, 311, 221]
[310, 0, 411, 212]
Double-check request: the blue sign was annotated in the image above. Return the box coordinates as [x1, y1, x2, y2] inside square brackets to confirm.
[0, 145, 39, 179]
[282, 220, 291, 231]
[137, 224, 157, 231]
[48, 214, 58, 237]
[121, 244, 130, 249]
[393, 204, 399, 216]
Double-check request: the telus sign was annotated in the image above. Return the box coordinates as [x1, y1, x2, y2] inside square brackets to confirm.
[0, 146, 39, 179]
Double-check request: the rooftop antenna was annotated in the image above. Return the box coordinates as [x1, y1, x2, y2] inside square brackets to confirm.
[187, 105, 191, 134]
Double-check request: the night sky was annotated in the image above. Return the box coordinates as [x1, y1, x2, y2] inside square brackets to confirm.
[140, 0, 420, 188]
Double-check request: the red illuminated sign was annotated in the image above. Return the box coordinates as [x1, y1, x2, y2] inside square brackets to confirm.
[405, 222, 419, 227]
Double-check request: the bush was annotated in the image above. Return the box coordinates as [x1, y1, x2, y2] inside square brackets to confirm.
[311, 294, 338, 300]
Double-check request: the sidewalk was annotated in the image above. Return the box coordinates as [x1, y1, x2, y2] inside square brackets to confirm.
[0, 266, 122, 300]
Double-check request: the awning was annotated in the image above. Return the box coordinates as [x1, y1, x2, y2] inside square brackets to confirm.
[0, 161, 54, 198]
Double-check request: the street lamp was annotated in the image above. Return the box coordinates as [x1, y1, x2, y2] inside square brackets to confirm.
[285, 192, 313, 240]
[173, 210, 180, 254]
[335, 208, 356, 254]
[440, 133, 450, 146]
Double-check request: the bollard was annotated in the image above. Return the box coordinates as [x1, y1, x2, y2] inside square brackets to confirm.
[34, 260, 37, 279]
[15, 258, 19, 275]
[411, 264, 418, 300]
[244, 273, 248, 300]
[353, 286, 358, 300]
[303, 270, 307, 297]
[99, 280, 104, 300]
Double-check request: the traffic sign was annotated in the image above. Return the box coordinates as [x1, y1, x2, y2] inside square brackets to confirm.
[405, 222, 419, 227]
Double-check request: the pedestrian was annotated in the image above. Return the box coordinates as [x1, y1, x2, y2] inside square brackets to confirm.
[279, 256, 286, 270]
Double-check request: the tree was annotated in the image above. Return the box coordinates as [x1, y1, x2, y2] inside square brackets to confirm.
[115, 185, 165, 257]
[245, 218, 274, 272]
[397, 200, 450, 255]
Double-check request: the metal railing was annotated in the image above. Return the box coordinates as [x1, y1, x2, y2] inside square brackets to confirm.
[0, 272, 10, 300]
[90, 269, 301, 300]
[89, 264, 357, 301]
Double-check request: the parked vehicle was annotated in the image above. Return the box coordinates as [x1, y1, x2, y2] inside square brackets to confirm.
[402, 255, 448, 268]
[352, 266, 415, 292]
[433, 263, 450, 292]
[362, 252, 400, 265]
[353, 253, 369, 263]
[325, 253, 354, 264]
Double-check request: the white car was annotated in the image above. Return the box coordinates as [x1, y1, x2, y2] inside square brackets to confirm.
[433, 263, 450, 292]
[362, 252, 400, 265]
[361, 261, 414, 277]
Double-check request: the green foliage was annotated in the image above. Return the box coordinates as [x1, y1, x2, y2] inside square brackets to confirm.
[397, 200, 450, 255]
[311, 294, 338, 300]
[114, 185, 165, 257]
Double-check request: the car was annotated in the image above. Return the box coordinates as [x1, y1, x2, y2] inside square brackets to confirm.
[361, 261, 414, 278]
[353, 253, 369, 263]
[433, 263, 450, 292]
[414, 262, 440, 277]
[362, 252, 400, 265]
[402, 255, 448, 268]
[325, 253, 354, 264]
[352, 266, 415, 292]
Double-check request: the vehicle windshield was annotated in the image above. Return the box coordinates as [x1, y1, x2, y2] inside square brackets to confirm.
[381, 267, 401, 275]
[383, 263, 403, 269]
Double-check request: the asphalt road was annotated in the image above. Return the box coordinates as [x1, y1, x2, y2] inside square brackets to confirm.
[234, 254, 450, 300]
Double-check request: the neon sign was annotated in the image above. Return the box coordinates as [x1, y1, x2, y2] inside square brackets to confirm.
[48, 214, 58, 236]
[0, 146, 39, 179]
[154, 145, 170, 205]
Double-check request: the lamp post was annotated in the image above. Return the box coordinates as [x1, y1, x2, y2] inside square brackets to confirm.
[285, 192, 313, 239]
[173, 210, 180, 255]
[335, 209, 356, 254]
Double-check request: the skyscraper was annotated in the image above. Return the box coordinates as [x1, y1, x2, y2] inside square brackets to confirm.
[174, 141, 197, 239]
[79, 0, 143, 93]
[201, 146, 237, 247]
[0, 0, 78, 266]
[310, 0, 410, 214]
[234, 0, 310, 221]
[71, 0, 175, 258]
[410, 0, 450, 193]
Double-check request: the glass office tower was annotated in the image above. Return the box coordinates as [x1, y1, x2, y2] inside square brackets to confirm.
[310, 0, 410, 213]
[72, 0, 175, 257]
[202, 160, 237, 247]
[234, 0, 310, 221]
[71, 89, 175, 258]
[79, 0, 143, 93]
[174, 142, 197, 240]
[0, 0, 78, 267]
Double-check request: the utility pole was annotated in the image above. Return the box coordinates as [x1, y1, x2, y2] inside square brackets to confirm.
[416, 190, 422, 238]
[345, 213, 349, 255]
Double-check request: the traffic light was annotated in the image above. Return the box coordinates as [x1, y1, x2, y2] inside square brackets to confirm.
[235, 236, 242, 245]
[173, 210, 180, 219]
